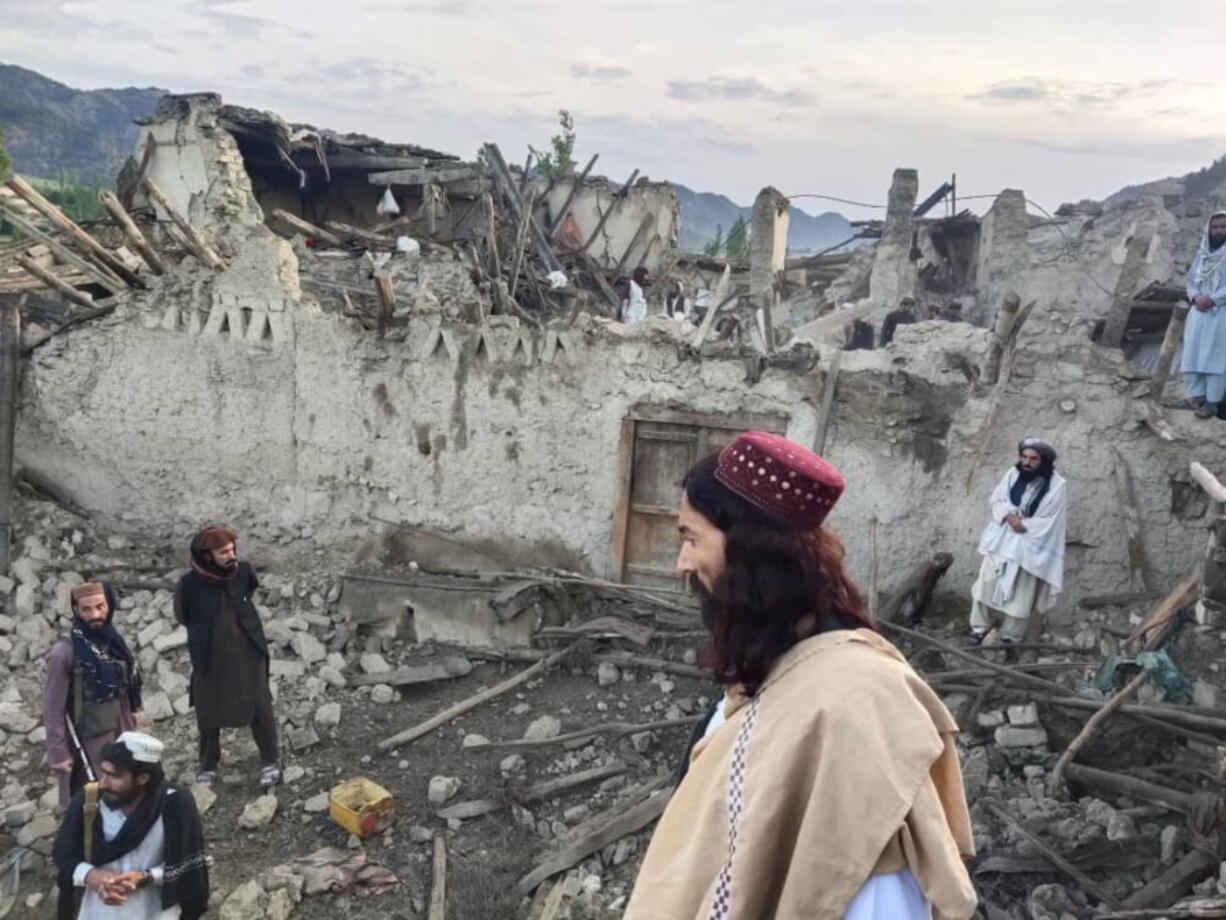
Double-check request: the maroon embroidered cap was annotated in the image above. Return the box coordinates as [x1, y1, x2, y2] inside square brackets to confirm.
[714, 431, 845, 528]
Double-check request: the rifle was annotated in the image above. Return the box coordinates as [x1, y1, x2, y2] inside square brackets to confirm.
[64, 713, 96, 784]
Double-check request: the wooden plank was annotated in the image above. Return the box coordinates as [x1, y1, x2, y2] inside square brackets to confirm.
[349, 658, 473, 687]
[269, 209, 344, 246]
[428, 834, 447, 920]
[369, 165, 481, 186]
[98, 190, 166, 275]
[377, 642, 580, 750]
[547, 153, 599, 235]
[517, 785, 671, 893]
[580, 169, 640, 256]
[324, 220, 395, 249]
[17, 256, 96, 308]
[516, 763, 627, 804]
[1112, 447, 1152, 592]
[626, 404, 788, 434]
[140, 177, 225, 269]
[0, 201, 125, 293]
[813, 347, 842, 455]
[4, 176, 138, 287]
[609, 418, 637, 582]
[1149, 301, 1190, 402]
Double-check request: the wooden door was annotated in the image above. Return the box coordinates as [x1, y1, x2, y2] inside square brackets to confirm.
[610, 407, 788, 587]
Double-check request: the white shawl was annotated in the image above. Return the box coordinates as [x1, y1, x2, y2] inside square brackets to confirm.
[977, 468, 1067, 611]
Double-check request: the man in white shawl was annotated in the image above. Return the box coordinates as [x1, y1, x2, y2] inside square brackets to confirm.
[1181, 211, 1226, 419]
[969, 438, 1067, 644]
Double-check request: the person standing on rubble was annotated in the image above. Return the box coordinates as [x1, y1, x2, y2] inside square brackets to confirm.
[880, 295, 918, 346]
[174, 526, 281, 788]
[624, 432, 977, 920]
[969, 437, 1067, 646]
[52, 731, 209, 920]
[43, 581, 143, 809]
[1181, 211, 1226, 419]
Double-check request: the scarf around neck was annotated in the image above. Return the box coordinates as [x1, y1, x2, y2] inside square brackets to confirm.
[70, 585, 135, 703]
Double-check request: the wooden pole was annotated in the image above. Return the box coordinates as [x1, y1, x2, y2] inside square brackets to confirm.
[268, 208, 343, 247]
[376, 642, 579, 750]
[0, 201, 126, 293]
[5, 175, 141, 287]
[428, 834, 447, 920]
[867, 516, 880, 620]
[813, 348, 843, 454]
[97, 190, 166, 275]
[548, 153, 599, 235]
[0, 298, 19, 574]
[983, 291, 1021, 385]
[580, 169, 640, 256]
[1051, 666, 1151, 788]
[1112, 446, 1152, 592]
[1190, 461, 1226, 504]
[1149, 301, 1189, 403]
[482, 144, 563, 274]
[17, 256, 96, 309]
[140, 177, 225, 269]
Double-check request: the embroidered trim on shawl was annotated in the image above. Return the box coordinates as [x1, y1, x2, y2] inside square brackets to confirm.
[163, 851, 207, 883]
[707, 694, 762, 920]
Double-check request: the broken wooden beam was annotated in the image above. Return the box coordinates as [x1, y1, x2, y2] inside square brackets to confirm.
[812, 347, 842, 455]
[376, 642, 580, 751]
[140, 177, 225, 269]
[435, 798, 501, 821]
[428, 834, 447, 920]
[1125, 572, 1199, 654]
[17, 255, 97, 309]
[547, 153, 599, 235]
[983, 800, 1120, 909]
[0, 298, 18, 573]
[483, 143, 563, 274]
[324, 220, 396, 249]
[516, 762, 627, 804]
[349, 657, 473, 687]
[1112, 446, 1153, 592]
[1051, 666, 1152, 788]
[0, 200, 126, 294]
[478, 716, 700, 751]
[878, 552, 954, 624]
[1191, 461, 1226, 505]
[269, 209, 344, 247]
[612, 213, 654, 278]
[98, 190, 166, 275]
[1149, 300, 1190, 403]
[1121, 849, 1218, 911]
[1062, 764, 1195, 813]
[983, 291, 1021, 385]
[580, 169, 640, 256]
[5, 175, 142, 287]
[369, 165, 482, 186]
[517, 780, 671, 893]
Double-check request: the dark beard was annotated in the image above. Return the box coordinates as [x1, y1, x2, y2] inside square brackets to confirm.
[1209, 233, 1226, 251]
[1014, 464, 1039, 482]
[101, 786, 141, 809]
[220, 558, 238, 573]
[690, 577, 720, 633]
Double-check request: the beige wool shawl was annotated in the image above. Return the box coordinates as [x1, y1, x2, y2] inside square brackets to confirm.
[624, 629, 977, 920]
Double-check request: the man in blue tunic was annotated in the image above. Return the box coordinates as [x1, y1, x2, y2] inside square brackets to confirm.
[1182, 211, 1226, 419]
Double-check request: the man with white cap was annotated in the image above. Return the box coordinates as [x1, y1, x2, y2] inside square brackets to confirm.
[969, 438, 1068, 645]
[52, 731, 209, 920]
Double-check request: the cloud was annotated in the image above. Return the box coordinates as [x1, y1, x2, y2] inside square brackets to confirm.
[570, 64, 633, 82]
[997, 135, 1223, 159]
[666, 75, 816, 108]
[363, 0, 475, 12]
[582, 113, 758, 157]
[184, 1, 314, 39]
[972, 76, 1180, 112]
[317, 57, 420, 85]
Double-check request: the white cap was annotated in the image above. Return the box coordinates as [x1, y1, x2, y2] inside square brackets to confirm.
[115, 732, 164, 765]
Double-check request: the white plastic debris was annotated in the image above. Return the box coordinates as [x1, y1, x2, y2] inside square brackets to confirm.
[396, 236, 421, 255]
[376, 187, 400, 216]
[547, 270, 569, 290]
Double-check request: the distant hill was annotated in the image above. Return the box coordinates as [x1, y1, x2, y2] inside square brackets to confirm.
[673, 184, 854, 255]
[0, 63, 164, 184]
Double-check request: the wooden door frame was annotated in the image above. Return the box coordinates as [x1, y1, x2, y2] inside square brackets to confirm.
[609, 405, 789, 582]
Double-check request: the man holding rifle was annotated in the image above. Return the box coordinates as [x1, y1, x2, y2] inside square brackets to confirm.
[42, 582, 143, 808]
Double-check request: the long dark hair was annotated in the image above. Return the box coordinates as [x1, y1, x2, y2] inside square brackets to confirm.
[684, 452, 872, 696]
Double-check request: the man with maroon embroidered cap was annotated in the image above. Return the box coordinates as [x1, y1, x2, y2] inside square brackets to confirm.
[174, 526, 280, 788]
[43, 581, 143, 808]
[625, 432, 976, 920]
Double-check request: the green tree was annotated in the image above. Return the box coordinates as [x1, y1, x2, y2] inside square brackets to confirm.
[725, 216, 750, 261]
[532, 109, 577, 180]
[703, 224, 725, 257]
[43, 170, 105, 223]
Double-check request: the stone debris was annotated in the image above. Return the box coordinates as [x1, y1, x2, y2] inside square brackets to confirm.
[426, 775, 461, 805]
[239, 794, 279, 829]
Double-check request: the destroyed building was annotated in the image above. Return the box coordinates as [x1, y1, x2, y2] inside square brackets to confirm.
[1, 90, 1226, 917]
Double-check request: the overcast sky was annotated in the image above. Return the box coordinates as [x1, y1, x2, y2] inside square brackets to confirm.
[3, 0, 1224, 217]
